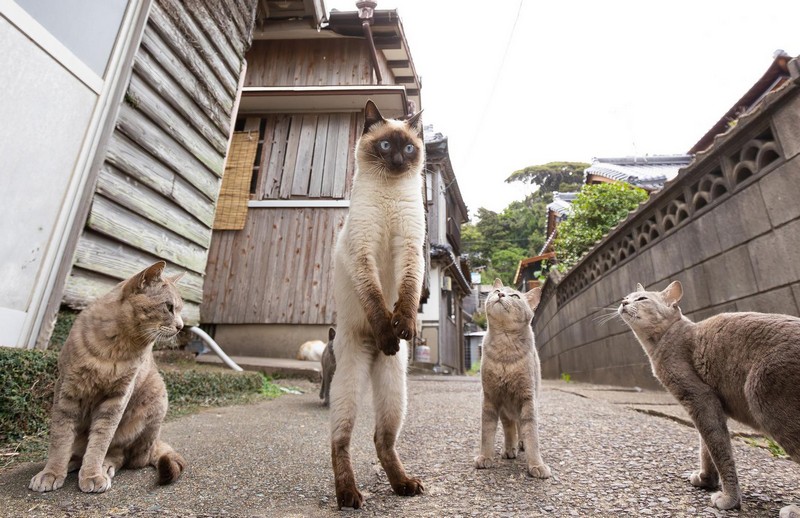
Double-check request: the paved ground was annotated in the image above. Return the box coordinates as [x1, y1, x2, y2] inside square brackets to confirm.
[1, 377, 798, 517]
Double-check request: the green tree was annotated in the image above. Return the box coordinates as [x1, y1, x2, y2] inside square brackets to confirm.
[554, 182, 648, 269]
[505, 161, 589, 194]
[462, 161, 590, 285]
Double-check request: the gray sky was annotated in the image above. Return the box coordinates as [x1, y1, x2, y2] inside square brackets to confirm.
[328, 0, 798, 215]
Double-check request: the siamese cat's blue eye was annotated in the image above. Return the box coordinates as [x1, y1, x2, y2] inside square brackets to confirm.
[404, 144, 415, 154]
[379, 140, 391, 150]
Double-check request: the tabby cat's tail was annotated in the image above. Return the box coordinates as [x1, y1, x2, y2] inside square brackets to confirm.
[151, 440, 186, 485]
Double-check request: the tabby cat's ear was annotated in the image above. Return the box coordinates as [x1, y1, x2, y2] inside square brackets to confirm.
[406, 109, 424, 137]
[125, 261, 166, 295]
[636, 283, 645, 292]
[363, 100, 384, 134]
[662, 281, 683, 307]
[525, 287, 542, 311]
[493, 278, 503, 289]
[168, 271, 185, 284]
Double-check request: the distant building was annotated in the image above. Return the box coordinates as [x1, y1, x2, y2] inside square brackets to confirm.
[585, 155, 692, 192]
[419, 127, 471, 373]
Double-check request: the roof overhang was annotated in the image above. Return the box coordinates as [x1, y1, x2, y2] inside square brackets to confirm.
[239, 85, 408, 117]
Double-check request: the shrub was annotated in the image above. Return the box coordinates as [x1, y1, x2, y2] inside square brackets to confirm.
[0, 347, 264, 444]
[554, 182, 648, 269]
[0, 349, 59, 442]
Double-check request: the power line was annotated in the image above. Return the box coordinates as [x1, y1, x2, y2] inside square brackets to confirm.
[465, 0, 525, 157]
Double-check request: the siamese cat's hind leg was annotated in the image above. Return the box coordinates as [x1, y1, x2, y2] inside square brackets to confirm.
[330, 333, 370, 509]
[371, 342, 423, 497]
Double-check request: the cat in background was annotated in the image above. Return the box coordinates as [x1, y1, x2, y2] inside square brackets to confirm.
[329, 100, 426, 509]
[319, 327, 336, 407]
[619, 281, 800, 516]
[30, 261, 186, 493]
[475, 279, 551, 479]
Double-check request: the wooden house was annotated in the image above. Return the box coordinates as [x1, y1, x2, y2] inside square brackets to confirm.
[200, 3, 427, 359]
[0, 0, 257, 348]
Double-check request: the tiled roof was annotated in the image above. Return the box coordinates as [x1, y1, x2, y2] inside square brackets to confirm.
[546, 191, 579, 217]
[585, 155, 692, 191]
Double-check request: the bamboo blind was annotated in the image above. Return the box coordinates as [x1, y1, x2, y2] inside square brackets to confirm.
[213, 131, 259, 230]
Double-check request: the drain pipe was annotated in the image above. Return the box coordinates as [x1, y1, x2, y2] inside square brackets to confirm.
[356, 0, 382, 84]
[189, 326, 243, 372]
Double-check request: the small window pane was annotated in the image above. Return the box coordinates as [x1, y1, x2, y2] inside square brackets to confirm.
[16, 0, 128, 77]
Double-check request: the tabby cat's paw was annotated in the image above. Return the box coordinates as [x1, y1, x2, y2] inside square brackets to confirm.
[29, 470, 65, 492]
[391, 476, 424, 496]
[710, 490, 741, 510]
[502, 448, 517, 459]
[780, 504, 800, 518]
[689, 470, 719, 489]
[335, 485, 364, 509]
[391, 310, 416, 341]
[474, 455, 493, 469]
[527, 463, 552, 479]
[78, 468, 112, 493]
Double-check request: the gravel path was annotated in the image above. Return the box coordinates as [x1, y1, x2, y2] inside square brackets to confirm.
[1, 377, 798, 517]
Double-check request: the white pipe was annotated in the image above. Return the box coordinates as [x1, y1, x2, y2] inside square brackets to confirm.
[189, 326, 243, 372]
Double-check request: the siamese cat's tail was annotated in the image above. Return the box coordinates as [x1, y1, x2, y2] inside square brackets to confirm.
[151, 440, 186, 485]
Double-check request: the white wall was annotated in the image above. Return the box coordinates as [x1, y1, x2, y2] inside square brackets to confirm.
[420, 266, 441, 322]
[0, 16, 97, 346]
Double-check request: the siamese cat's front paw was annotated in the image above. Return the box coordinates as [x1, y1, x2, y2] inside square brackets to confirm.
[710, 490, 741, 510]
[376, 333, 400, 355]
[78, 467, 112, 493]
[391, 309, 416, 341]
[474, 455, 493, 469]
[527, 463, 551, 479]
[689, 469, 719, 489]
[29, 470, 66, 492]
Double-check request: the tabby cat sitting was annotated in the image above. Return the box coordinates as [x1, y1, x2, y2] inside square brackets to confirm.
[29, 261, 186, 493]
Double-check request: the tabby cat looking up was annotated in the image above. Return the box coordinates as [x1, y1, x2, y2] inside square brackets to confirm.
[619, 281, 800, 516]
[29, 261, 186, 493]
[475, 279, 550, 480]
[329, 100, 426, 509]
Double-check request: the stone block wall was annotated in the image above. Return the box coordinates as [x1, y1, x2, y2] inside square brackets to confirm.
[534, 74, 800, 390]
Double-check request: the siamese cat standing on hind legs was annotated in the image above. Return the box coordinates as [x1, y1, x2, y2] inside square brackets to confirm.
[329, 100, 426, 509]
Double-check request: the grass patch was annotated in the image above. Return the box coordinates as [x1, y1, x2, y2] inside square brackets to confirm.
[743, 436, 789, 458]
[466, 361, 481, 377]
[560, 372, 572, 383]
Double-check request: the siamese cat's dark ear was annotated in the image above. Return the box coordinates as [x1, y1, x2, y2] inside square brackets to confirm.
[493, 278, 503, 289]
[662, 281, 683, 307]
[406, 109, 424, 137]
[636, 282, 645, 292]
[525, 287, 542, 311]
[363, 100, 384, 134]
[125, 261, 166, 295]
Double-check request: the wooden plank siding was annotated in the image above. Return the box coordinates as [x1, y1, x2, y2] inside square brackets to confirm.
[244, 39, 374, 86]
[247, 112, 361, 200]
[202, 208, 346, 324]
[64, 0, 257, 325]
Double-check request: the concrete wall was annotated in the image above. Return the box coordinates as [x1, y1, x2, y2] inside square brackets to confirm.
[534, 76, 800, 390]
